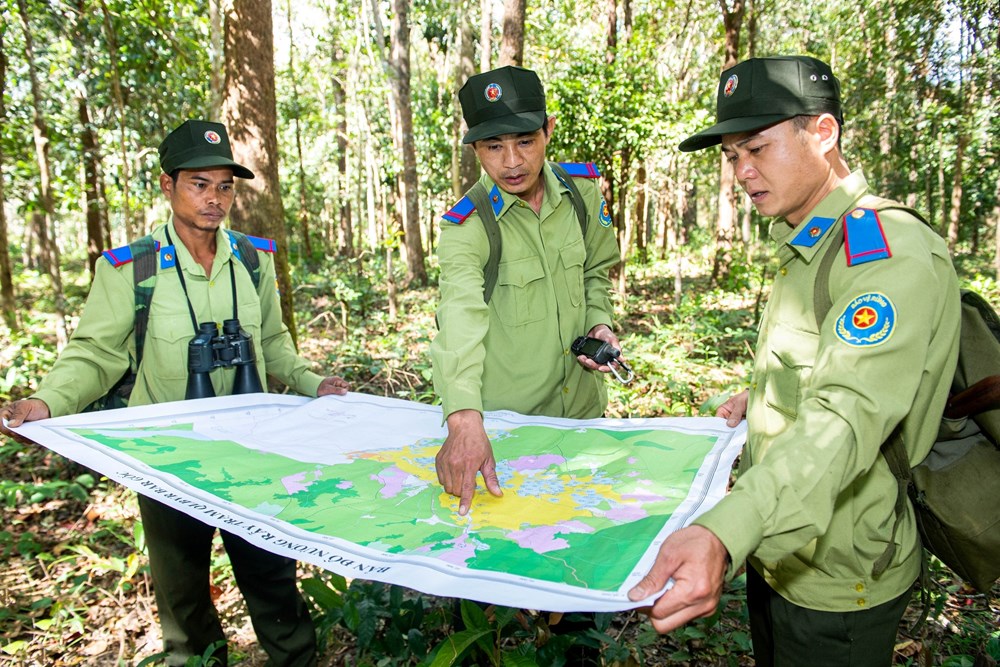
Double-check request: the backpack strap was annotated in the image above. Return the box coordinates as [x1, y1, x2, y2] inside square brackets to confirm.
[464, 182, 503, 304]
[129, 235, 159, 372]
[226, 229, 265, 290]
[549, 161, 590, 239]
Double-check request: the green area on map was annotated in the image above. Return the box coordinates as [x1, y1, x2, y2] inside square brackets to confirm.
[70, 424, 716, 591]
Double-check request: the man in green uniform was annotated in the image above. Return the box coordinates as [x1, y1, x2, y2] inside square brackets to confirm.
[627, 56, 960, 666]
[0, 120, 350, 666]
[432, 66, 623, 516]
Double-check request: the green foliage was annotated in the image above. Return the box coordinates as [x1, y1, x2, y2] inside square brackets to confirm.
[305, 575, 441, 665]
[0, 473, 94, 508]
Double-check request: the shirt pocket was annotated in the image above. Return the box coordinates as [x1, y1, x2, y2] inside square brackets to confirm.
[145, 314, 196, 383]
[763, 323, 818, 419]
[559, 237, 586, 307]
[494, 255, 547, 326]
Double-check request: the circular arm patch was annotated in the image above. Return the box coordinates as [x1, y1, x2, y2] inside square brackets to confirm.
[834, 292, 896, 347]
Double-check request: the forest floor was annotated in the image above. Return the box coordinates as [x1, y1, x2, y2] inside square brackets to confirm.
[2, 253, 998, 666]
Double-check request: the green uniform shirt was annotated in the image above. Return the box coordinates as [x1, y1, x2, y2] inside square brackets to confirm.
[34, 221, 323, 416]
[695, 171, 960, 612]
[431, 164, 620, 419]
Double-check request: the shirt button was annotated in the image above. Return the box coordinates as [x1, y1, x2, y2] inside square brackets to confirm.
[564, 349, 570, 355]
[856, 599, 866, 607]
[855, 583, 865, 593]
[563, 387, 570, 394]
[209, 280, 215, 287]
[780, 267, 788, 276]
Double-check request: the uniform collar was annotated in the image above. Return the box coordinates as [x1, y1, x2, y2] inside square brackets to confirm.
[481, 163, 568, 222]
[156, 220, 234, 273]
[770, 170, 869, 263]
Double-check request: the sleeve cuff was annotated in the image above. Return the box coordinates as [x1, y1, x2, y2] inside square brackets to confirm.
[585, 311, 614, 336]
[31, 391, 70, 419]
[692, 491, 765, 579]
[296, 372, 324, 398]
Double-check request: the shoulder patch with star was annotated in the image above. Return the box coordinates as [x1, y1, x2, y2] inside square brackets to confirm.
[834, 292, 896, 347]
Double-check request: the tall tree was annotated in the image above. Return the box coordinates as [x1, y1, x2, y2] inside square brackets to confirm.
[497, 0, 525, 67]
[0, 25, 17, 330]
[208, 0, 224, 119]
[285, 0, 314, 260]
[222, 0, 299, 344]
[453, 0, 479, 198]
[99, 0, 135, 240]
[480, 0, 493, 70]
[78, 88, 107, 280]
[16, 0, 69, 348]
[74, 0, 110, 280]
[327, 15, 353, 258]
[388, 0, 427, 286]
[710, 0, 745, 285]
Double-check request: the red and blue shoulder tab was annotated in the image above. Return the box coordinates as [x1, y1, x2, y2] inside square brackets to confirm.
[225, 230, 277, 254]
[843, 207, 891, 267]
[102, 241, 162, 268]
[442, 195, 476, 225]
[442, 185, 504, 225]
[556, 162, 601, 178]
[246, 234, 277, 253]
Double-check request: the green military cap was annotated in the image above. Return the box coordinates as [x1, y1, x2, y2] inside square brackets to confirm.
[459, 66, 547, 144]
[158, 119, 255, 179]
[679, 56, 843, 152]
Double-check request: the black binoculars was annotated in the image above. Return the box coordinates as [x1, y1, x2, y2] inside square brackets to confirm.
[185, 319, 264, 399]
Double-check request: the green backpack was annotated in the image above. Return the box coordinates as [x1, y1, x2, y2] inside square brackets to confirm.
[84, 229, 262, 412]
[815, 197, 1000, 593]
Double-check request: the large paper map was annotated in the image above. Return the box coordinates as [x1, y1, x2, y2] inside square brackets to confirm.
[13, 393, 746, 611]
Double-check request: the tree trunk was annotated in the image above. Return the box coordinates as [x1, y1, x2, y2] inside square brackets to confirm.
[453, 0, 479, 199]
[497, 0, 525, 67]
[0, 31, 17, 330]
[745, 0, 760, 59]
[710, 0, 744, 286]
[99, 0, 134, 240]
[222, 0, 299, 346]
[78, 90, 107, 281]
[389, 0, 427, 286]
[330, 39, 353, 258]
[946, 131, 966, 254]
[209, 0, 224, 119]
[993, 176, 1000, 280]
[17, 0, 69, 349]
[480, 0, 493, 70]
[285, 0, 313, 260]
[606, 0, 617, 64]
[634, 164, 647, 263]
[72, 0, 109, 279]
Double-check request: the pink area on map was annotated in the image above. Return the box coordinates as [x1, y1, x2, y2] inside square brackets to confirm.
[509, 520, 594, 553]
[281, 472, 310, 494]
[337, 480, 353, 489]
[372, 466, 409, 498]
[605, 506, 648, 521]
[628, 457, 638, 464]
[436, 535, 479, 566]
[508, 454, 566, 472]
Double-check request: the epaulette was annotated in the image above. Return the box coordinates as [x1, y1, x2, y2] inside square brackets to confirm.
[102, 241, 161, 268]
[556, 162, 601, 178]
[843, 207, 891, 266]
[442, 195, 476, 225]
[244, 234, 277, 253]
